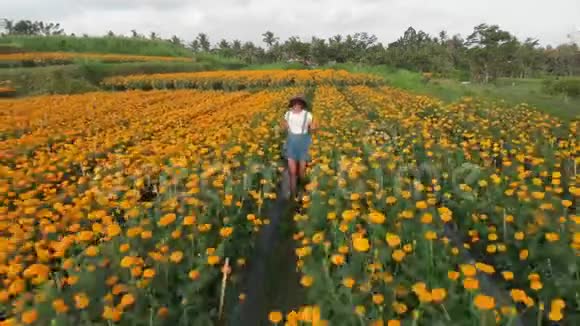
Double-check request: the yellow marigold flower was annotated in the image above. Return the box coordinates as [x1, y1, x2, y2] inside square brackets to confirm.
[387, 320, 401, 326]
[463, 277, 479, 290]
[510, 289, 527, 302]
[300, 275, 313, 287]
[549, 309, 563, 321]
[531, 191, 545, 200]
[169, 251, 183, 263]
[85, 246, 99, 257]
[424, 230, 437, 240]
[355, 305, 365, 316]
[386, 196, 397, 204]
[530, 280, 543, 291]
[372, 293, 384, 305]
[352, 237, 370, 252]
[120, 256, 136, 268]
[331, 254, 345, 266]
[562, 200, 572, 208]
[421, 213, 433, 224]
[342, 277, 355, 288]
[106, 223, 122, 237]
[502, 271, 514, 281]
[438, 206, 452, 222]
[312, 232, 325, 244]
[475, 262, 495, 274]
[342, 209, 357, 222]
[551, 298, 565, 310]
[112, 284, 128, 295]
[392, 249, 406, 262]
[295, 246, 312, 258]
[392, 301, 407, 314]
[415, 200, 428, 209]
[519, 249, 529, 260]
[77, 231, 94, 241]
[268, 311, 283, 323]
[220, 226, 234, 238]
[120, 293, 135, 307]
[369, 211, 386, 224]
[448, 270, 460, 281]
[183, 215, 196, 225]
[474, 294, 495, 310]
[370, 319, 384, 326]
[102, 305, 121, 321]
[545, 232, 559, 242]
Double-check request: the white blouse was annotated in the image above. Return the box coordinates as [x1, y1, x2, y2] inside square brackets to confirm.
[285, 110, 312, 134]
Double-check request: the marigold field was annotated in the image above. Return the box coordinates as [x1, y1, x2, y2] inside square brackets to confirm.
[0, 69, 577, 326]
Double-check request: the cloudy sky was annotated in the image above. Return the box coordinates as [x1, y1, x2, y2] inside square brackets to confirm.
[3, 0, 579, 46]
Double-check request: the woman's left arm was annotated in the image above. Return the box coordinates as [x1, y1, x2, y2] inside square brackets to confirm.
[309, 114, 317, 133]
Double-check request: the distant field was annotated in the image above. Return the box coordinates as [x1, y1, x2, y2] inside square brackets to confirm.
[334, 64, 580, 120]
[0, 52, 192, 68]
[102, 69, 383, 90]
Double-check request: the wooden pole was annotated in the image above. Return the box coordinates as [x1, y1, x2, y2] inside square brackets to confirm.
[218, 257, 231, 320]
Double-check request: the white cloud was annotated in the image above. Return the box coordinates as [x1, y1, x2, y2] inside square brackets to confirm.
[2, 0, 578, 46]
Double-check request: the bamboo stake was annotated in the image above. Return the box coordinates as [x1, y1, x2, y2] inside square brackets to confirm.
[218, 257, 231, 320]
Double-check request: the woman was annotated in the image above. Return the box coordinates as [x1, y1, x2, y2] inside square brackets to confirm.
[282, 95, 315, 200]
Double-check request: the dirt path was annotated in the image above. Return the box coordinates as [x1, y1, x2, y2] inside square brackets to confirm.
[229, 170, 305, 325]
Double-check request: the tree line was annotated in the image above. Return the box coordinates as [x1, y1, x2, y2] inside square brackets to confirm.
[2, 19, 579, 82]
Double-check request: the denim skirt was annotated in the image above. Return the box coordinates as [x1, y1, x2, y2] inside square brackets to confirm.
[285, 133, 311, 161]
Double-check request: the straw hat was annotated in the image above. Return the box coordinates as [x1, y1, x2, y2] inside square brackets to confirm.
[288, 94, 307, 108]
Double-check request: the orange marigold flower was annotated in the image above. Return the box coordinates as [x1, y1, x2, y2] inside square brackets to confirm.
[431, 288, 447, 303]
[158, 213, 176, 226]
[52, 298, 68, 313]
[208, 255, 220, 265]
[385, 233, 401, 247]
[474, 294, 496, 310]
[20, 309, 37, 324]
[189, 270, 200, 280]
[74, 292, 90, 309]
[142, 268, 156, 278]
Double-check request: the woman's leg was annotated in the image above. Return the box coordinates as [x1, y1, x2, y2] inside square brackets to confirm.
[298, 160, 307, 186]
[287, 158, 298, 197]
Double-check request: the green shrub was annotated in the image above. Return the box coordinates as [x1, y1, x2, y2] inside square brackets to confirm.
[543, 78, 580, 97]
[0, 35, 192, 57]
